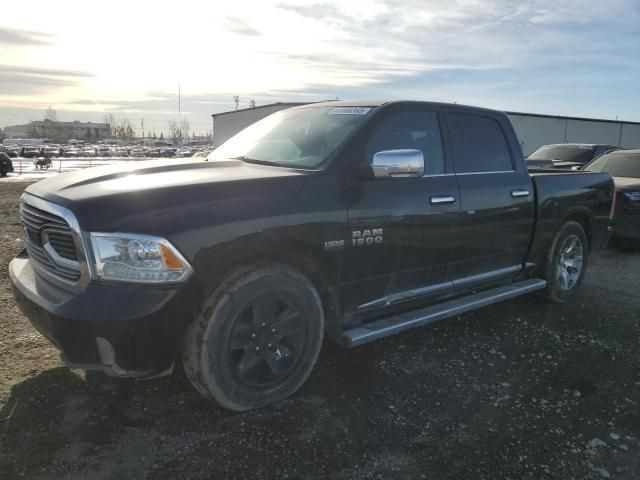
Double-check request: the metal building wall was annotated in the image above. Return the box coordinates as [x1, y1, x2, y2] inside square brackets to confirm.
[213, 105, 303, 147]
[565, 120, 621, 145]
[211, 104, 640, 155]
[620, 124, 640, 148]
[507, 114, 566, 155]
[507, 113, 640, 155]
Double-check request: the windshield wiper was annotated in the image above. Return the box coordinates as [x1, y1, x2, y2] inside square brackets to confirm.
[231, 156, 282, 167]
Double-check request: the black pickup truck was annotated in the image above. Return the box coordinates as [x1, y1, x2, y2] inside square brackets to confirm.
[9, 101, 615, 411]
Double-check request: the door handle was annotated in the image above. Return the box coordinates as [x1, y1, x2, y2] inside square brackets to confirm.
[430, 195, 456, 205]
[511, 189, 531, 198]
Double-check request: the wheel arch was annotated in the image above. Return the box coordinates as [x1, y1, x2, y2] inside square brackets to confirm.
[561, 208, 592, 251]
[193, 236, 343, 340]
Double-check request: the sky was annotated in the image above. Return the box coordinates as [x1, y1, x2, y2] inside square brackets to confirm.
[0, 0, 639, 135]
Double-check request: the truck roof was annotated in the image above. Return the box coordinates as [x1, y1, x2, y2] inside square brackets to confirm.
[288, 99, 505, 115]
[540, 143, 618, 148]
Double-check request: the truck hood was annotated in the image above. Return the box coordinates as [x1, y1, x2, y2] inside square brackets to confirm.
[612, 176, 640, 191]
[25, 158, 309, 232]
[526, 158, 581, 169]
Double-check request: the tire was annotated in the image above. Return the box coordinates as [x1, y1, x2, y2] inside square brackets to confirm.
[542, 221, 589, 303]
[182, 263, 324, 411]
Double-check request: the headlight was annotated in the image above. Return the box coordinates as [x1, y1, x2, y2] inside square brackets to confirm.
[89, 233, 192, 283]
[623, 191, 640, 202]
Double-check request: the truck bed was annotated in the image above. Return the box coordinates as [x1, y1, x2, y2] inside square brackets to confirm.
[527, 170, 614, 269]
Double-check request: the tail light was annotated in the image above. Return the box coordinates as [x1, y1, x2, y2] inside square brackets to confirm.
[609, 191, 617, 220]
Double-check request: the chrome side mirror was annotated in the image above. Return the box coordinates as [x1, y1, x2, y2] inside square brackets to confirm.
[372, 149, 424, 178]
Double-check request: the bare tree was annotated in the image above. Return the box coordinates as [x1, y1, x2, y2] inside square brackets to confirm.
[44, 105, 58, 121]
[167, 120, 179, 143]
[180, 118, 191, 143]
[112, 118, 135, 140]
[103, 113, 115, 137]
[124, 119, 135, 140]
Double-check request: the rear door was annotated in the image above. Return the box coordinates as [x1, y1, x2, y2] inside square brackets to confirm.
[445, 110, 535, 283]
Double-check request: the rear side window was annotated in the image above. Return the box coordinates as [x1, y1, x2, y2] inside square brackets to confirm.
[449, 113, 513, 173]
[365, 111, 445, 175]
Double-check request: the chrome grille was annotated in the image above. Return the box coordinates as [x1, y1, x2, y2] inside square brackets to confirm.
[20, 199, 81, 282]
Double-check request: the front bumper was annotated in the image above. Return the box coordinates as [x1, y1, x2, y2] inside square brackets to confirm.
[9, 251, 201, 378]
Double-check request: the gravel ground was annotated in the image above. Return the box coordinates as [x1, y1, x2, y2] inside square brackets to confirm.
[1, 181, 639, 479]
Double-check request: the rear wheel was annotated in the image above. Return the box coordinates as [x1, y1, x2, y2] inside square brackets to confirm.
[542, 221, 588, 303]
[182, 263, 324, 411]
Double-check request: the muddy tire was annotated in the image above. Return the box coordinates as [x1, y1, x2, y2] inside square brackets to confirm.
[182, 263, 324, 411]
[542, 221, 589, 303]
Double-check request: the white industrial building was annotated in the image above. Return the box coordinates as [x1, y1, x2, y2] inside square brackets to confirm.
[507, 112, 640, 155]
[4, 119, 110, 142]
[211, 102, 640, 155]
[211, 103, 306, 148]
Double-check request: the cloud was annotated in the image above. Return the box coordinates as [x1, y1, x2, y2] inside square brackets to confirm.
[278, 3, 347, 26]
[1, 0, 639, 129]
[0, 64, 92, 78]
[0, 26, 53, 46]
[0, 64, 93, 95]
[220, 17, 261, 36]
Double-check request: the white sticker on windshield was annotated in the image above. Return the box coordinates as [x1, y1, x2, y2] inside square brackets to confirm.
[328, 107, 372, 115]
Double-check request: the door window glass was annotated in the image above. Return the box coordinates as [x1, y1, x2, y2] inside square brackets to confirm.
[366, 111, 445, 175]
[449, 113, 513, 173]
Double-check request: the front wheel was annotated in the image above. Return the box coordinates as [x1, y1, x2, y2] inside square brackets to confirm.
[542, 221, 588, 303]
[182, 263, 324, 411]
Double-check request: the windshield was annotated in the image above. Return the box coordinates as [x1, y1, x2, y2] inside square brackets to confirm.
[583, 151, 640, 178]
[528, 145, 593, 163]
[207, 106, 372, 168]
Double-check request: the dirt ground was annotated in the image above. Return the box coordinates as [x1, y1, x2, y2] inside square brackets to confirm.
[1, 181, 639, 480]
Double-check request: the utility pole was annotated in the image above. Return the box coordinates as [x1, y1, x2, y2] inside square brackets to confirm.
[141, 118, 144, 141]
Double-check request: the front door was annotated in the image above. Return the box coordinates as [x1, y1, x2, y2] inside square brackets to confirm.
[341, 108, 461, 317]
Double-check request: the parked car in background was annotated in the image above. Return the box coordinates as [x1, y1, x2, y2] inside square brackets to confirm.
[0, 152, 14, 176]
[115, 147, 129, 157]
[160, 147, 177, 157]
[43, 146, 59, 158]
[175, 148, 194, 158]
[583, 149, 640, 242]
[9, 100, 615, 411]
[527, 143, 620, 170]
[81, 146, 96, 157]
[130, 147, 146, 157]
[22, 146, 40, 158]
[145, 147, 161, 157]
[97, 146, 111, 157]
[64, 147, 80, 157]
[3, 146, 19, 158]
[192, 149, 213, 158]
